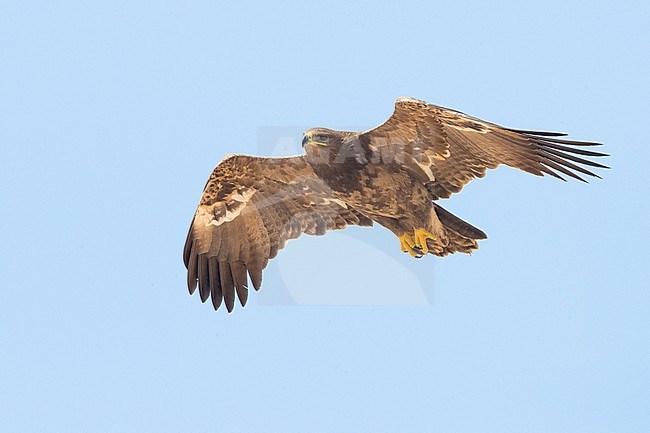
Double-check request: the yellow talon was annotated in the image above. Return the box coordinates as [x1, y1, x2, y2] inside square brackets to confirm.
[413, 228, 436, 254]
[399, 233, 420, 258]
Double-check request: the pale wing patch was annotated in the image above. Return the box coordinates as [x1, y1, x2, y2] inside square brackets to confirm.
[415, 160, 436, 181]
[197, 189, 256, 227]
[324, 198, 348, 208]
[396, 96, 426, 104]
[440, 111, 491, 134]
[445, 122, 490, 134]
[230, 192, 250, 202]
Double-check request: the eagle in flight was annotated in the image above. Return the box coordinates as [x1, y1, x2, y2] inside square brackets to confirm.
[184, 97, 607, 312]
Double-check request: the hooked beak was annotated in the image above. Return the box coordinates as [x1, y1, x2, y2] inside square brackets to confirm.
[302, 133, 327, 148]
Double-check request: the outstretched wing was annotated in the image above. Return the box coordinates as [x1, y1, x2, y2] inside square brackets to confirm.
[183, 154, 372, 312]
[361, 97, 608, 199]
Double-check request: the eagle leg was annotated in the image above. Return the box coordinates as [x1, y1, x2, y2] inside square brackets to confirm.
[399, 233, 423, 258]
[413, 228, 437, 254]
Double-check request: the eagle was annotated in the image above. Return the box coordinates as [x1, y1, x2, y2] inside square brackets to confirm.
[183, 97, 607, 312]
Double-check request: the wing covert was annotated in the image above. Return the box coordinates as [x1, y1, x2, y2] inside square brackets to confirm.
[362, 97, 608, 199]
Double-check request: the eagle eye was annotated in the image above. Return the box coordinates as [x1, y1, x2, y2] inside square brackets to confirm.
[314, 134, 329, 142]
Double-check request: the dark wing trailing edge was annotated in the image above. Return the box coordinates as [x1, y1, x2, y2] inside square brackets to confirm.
[183, 155, 372, 312]
[361, 97, 609, 199]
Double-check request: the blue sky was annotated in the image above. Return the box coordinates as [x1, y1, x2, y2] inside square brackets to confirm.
[1, 1, 648, 432]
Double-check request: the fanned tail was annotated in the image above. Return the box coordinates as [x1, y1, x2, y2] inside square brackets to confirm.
[426, 204, 486, 256]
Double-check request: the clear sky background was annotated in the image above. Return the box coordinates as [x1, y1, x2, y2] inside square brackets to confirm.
[1, 1, 649, 432]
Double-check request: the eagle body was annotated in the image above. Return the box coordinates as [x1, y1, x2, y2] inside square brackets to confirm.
[305, 130, 479, 256]
[184, 97, 608, 312]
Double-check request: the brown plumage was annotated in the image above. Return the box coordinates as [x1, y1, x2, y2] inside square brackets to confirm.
[184, 97, 608, 312]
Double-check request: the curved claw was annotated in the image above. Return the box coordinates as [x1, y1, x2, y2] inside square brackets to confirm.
[413, 228, 436, 254]
[399, 233, 421, 258]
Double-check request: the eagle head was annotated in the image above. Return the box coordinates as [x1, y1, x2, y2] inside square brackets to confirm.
[302, 128, 367, 166]
[301, 128, 340, 148]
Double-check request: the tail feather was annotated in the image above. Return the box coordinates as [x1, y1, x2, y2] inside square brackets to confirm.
[427, 204, 486, 256]
[434, 203, 487, 240]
